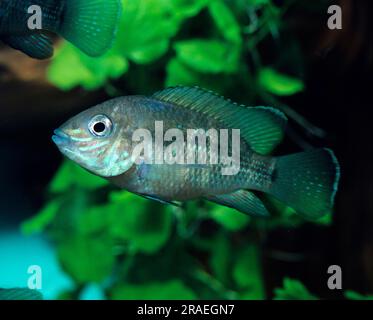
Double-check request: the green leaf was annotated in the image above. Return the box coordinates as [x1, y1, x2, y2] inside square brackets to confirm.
[175, 201, 204, 238]
[209, 232, 231, 285]
[344, 290, 373, 300]
[208, 203, 250, 231]
[21, 198, 62, 235]
[208, 1, 242, 44]
[57, 234, 115, 284]
[273, 278, 318, 300]
[107, 191, 173, 254]
[174, 39, 240, 74]
[49, 160, 108, 193]
[233, 245, 265, 299]
[169, 0, 209, 19]
[77, 204, 114, 236]
[47, 188, 92, 238]
[314, 212, 333, 226]
[166, 58, 199, 87]
[190, 269, 239, 300]
[110, 279, 196, 300]
[258, 67, 304, 96]
[117, 0, 182, 64]
[48, 42, 128, 90]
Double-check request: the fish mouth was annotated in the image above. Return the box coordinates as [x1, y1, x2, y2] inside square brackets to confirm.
[52, 129, 71, 146]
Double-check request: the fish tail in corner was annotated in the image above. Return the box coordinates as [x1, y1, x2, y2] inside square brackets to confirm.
[58, 0, 122, 57]
[268, 148, 340, 220]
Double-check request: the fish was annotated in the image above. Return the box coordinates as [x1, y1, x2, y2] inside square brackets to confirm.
[52, 86, 340, 220]
[0, 288, 43, 300]
[0, 0, 122, 59]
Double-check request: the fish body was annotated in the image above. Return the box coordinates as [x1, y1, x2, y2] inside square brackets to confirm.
[0, 0, 121, 59]
[52, 87, 340, 219]
[106, 97, 258, 199]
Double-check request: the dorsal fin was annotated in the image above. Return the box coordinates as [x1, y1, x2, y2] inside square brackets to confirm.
[152, 86, 287, 155]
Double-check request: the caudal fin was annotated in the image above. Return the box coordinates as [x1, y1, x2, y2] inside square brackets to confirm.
[59, 0, 122, 57]
[269, 148, 340, 220]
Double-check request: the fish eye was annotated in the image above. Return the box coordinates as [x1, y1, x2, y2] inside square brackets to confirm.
[88, 115, 113, 137]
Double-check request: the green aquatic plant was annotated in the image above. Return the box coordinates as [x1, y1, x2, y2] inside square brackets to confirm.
[21, 156, 332, 299]
[274, 278, 318, 300]
[274, 279, 373, 301]
[48, 0, 305, 98]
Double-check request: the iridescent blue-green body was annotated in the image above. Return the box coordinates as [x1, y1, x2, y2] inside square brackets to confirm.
[52, 86, 340, 220]
[0, 0, 121, 59]
[107, 98, 275, 201]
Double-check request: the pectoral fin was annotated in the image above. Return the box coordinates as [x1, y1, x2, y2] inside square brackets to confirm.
[206, 190, 270, 217]
[3, 33, 53, 59]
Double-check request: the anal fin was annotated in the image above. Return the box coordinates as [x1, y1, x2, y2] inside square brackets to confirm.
[206, 190, 270, 217]
[3, 33, 53, 59]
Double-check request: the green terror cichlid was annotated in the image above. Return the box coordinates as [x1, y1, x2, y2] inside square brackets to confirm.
[0, 0, 122, 59]
[52, 87, 340, 220]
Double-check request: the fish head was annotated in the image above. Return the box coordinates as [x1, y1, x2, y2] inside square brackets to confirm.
[52, 98, 134, 177]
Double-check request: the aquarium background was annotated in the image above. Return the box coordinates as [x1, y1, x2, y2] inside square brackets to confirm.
[0, 0, 372, 300]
